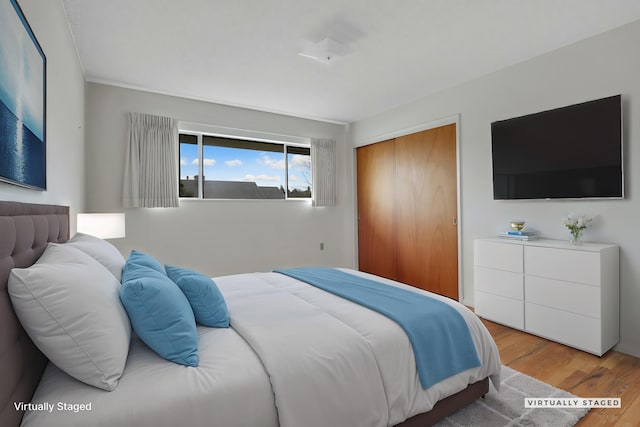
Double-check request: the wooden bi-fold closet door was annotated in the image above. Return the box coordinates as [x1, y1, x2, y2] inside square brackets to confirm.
[357, 124, 458, 300]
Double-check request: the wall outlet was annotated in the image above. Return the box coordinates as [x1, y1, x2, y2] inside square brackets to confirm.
[320, 242, 325, 250]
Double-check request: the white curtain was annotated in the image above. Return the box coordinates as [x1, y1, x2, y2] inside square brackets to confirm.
[311, 137, 337, 207]
[123, 112, 179, 208]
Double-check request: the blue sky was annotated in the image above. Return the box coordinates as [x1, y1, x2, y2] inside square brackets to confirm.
[180, 144, 310, 190]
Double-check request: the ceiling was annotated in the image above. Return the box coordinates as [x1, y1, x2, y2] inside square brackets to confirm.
[62, 0, 640, 124]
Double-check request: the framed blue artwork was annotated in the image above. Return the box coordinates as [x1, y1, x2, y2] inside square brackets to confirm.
[0, 0, 46, 190]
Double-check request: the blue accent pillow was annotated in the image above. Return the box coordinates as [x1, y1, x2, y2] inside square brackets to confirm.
[124, 250, 165, 274]
[120, 261, 198, 367]
[165, 265, 230, 328]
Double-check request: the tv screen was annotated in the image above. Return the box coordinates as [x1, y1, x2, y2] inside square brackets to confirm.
[491, 95, 623, 200]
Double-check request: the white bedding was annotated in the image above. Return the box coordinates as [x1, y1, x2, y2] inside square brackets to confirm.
[22, 269, 500, 427]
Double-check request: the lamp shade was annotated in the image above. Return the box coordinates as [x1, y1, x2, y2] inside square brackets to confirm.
[77, 213, 126, 239]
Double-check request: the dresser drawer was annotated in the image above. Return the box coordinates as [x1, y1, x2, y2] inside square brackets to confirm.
[525, 276, 600, 318]
[526, 303, 601, 355]
[525, 246, 601, 285]
[475, 266, 523, 300]
[475, 291, 524, 329]
[474, 240, 523, 273]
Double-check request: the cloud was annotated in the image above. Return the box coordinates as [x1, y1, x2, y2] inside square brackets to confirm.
[180, 158, 188, 166]
[225, 159, 242, 167]
[258, 154, 285, 170]
[289, 174, 298, 181]
[244, 174, 281, 182]
[290, 154, 310, 168]
[192, 158, 216, 166]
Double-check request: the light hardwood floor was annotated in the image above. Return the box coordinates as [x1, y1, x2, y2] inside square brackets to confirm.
[481, 318, 640, 426]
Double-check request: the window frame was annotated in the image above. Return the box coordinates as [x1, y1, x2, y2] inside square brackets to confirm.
[178, 123, 311, 201]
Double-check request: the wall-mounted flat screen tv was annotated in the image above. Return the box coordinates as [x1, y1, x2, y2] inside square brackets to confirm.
[491, 95, 623, 200]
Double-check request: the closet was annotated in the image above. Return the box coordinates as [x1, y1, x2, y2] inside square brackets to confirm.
[357, 124, 458, 299]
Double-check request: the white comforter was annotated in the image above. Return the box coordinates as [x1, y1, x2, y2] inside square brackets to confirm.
[22, 269, 500, 427]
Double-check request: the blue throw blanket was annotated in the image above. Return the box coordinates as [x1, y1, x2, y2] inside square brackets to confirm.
[274, 267, 481, 389]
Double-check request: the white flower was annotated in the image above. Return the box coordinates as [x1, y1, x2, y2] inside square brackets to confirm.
[562, 214, 592, 238]
[562, 213, 576, 225]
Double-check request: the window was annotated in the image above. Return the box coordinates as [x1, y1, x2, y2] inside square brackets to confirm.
[287, 145, 312, 198]
[179, 132, 311, 200]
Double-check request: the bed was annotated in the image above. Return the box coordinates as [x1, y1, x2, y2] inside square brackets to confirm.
[0, 201, 500, 427]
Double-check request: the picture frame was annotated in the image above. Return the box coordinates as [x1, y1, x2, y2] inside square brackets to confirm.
[0, 0, 47, 190]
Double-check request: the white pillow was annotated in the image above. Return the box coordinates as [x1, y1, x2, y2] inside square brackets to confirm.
[66, 232, 125, 280]
[9, 243, 131, 391]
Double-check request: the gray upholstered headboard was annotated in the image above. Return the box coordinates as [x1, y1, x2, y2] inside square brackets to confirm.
[0, 201, 69, 427]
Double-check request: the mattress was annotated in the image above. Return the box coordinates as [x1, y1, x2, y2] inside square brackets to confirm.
[22, 269, 500, 427]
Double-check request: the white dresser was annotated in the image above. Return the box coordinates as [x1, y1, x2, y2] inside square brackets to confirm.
[474, 238, 619, 356]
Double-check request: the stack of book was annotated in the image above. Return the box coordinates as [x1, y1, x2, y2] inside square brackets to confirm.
[498, 230, 538, 241]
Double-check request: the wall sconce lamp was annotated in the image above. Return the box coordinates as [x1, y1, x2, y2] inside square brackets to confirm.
[77, 213, 126, 239]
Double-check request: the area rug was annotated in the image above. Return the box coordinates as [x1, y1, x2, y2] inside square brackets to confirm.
[434, 366, 589, 427]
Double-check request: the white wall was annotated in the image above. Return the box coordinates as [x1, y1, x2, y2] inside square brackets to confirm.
[349, 20, 640, 357]
[0, 0, 85, 228]
[85, 83, 355, 276]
